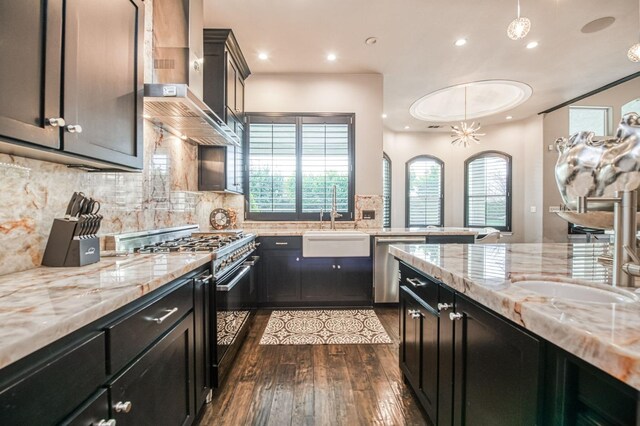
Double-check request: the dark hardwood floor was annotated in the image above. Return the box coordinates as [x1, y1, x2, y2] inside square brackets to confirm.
[198, 307, 430, 426]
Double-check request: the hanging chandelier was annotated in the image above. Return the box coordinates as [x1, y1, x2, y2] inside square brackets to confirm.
[451, 86, 485, 147]
[507, 0, 531, 40]
[629, 0, 640, 62]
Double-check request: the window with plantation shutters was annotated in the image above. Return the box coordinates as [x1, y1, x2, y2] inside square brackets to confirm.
[406, 156, 444, 227]
[246, 114, 354, 220]
[464, 151, 512, 232]
[383, 153, 391, 228]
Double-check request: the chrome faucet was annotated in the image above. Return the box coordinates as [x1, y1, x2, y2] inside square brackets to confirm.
[319, 208, 324, 229]
[330, 185, 342, 230]
[578, 190, 639, 287]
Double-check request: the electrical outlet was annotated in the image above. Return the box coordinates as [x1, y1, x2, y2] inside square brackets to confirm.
[530, 206, 537, 213]
[362, 210, 375, 220]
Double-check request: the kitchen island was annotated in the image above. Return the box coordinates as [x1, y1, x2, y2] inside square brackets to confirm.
[391, 242, 640, 424]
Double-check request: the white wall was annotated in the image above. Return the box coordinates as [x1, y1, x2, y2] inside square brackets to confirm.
[245, 73, 384, 195]
[383, 115, 544, 243]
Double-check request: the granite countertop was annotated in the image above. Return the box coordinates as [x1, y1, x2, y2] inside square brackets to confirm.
[245, 227, 486, 237]
[0, 252, 212, 371]
[389, 242, 640, 390]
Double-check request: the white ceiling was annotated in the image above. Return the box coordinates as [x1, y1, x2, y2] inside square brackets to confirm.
[203, 0, 639, 132]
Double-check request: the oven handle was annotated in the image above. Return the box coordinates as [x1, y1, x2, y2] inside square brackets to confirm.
[217, 265, 251, 292]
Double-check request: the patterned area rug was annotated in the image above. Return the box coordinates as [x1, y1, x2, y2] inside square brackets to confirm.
[260, 309, 393, 345]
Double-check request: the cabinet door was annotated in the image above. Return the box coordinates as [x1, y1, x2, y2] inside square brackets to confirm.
[64, 388, 110, 426]
[194, 273, 211, 412]
[0, 0, 62, 148]
[235, 124, 244, 194]
[226, 54, 237, 115]
[419, 303, 439, 423]
[264, 249, 301, 302]
[336, 257, 372, 302]
[453, 296, 541, 426]
[63, 0, 143, 169]
[225, 145, 236, 191]
[438, 285, 455, 426]
[400, 289, 421, 387]
[300, 258, 336, 302]
[235, 73, 245, 116]
[109, 313, 195, 426]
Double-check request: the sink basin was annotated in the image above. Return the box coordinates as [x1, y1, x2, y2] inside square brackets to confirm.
[513, 280, 638, 304]
[302, 231, 370, 257]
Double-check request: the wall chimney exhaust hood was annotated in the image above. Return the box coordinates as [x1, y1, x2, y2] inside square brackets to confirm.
[143, 0, 240, 146]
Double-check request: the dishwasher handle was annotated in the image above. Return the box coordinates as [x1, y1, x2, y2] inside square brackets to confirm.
[375, 237, 426, 244]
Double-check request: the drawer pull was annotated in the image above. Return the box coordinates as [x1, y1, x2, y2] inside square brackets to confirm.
[449, 312, 463, 321]
[406, 277, 427, 287]
[97, 419, 117, 426]
[410, 312, 421, 319]
[46, 117, 65, 127]
[275, 242, 288, 245]
[437, 303, 454, 312]
[114, 401, 132, 413]
[152, 307, 178, 324]
[196, 274, 213, 284]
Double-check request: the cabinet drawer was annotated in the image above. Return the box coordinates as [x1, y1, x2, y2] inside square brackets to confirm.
[399, 263, 439, 311]
[63, 388, 110, 426]
[260, 236, 302, 250]
[106, 281, 193, 374]
[0, 332, 106, 425]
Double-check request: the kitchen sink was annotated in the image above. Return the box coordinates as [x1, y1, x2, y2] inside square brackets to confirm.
[513, 280, 638, 304]
[302, 230, 370, 257]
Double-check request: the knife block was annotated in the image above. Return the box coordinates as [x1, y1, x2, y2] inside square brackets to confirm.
[42, 218, 100, 267]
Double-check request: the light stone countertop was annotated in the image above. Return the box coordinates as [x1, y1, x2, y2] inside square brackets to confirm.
[389, 242, 640, 390]
[0, 252, 212, 371]
[245, 227, 486, 237]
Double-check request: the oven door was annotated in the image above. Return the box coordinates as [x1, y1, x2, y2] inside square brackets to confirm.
[214, 263, 252, 385]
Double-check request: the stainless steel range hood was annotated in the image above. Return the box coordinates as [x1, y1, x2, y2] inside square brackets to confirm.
[143, 0, 239, 146]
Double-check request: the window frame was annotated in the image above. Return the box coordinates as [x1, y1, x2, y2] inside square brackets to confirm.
[244, 112, 355, 221]
[568, 105, 612, 137]
[383, 152, 392, 228]
[405, 154, 445, 227]
[463, 150, 512, 232]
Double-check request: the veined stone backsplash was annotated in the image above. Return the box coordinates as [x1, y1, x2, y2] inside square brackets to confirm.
[0, 122, 240, 276]
[0, 120, 382, 275]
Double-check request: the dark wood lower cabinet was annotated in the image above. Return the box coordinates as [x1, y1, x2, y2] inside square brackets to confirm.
[398, 261, 640, 425]
[452, 295, 541, 426]
[64, 389, 110, 426]
[264, 249, 302, 303]
[110, 313, 195, 426]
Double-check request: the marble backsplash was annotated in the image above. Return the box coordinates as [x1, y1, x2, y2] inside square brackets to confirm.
[0, 121, 382, 275]
[0, 122, 240, 276]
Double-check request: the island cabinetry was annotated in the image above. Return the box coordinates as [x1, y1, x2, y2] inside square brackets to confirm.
[398, 262, 542, 425]
[259, 237, 372, 307]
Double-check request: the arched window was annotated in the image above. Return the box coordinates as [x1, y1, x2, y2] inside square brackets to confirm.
[464, 151, 512, 231]
[622, 98, 640, 116]
[382, 153, 392, 228]
[406, 155, 444, 227]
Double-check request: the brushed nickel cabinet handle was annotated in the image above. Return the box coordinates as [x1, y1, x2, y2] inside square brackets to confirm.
[66, 124, 83, 133]
[449, 312, 463, 321]
[406, 277, 427, 287]
[97, 419, 117, 426]
[153, 307, 178, 324]
[437, 303, 454, 312]
[47, 117, 65, 127]
[114, 401, 132, 413]
[275, 242, 288, 245]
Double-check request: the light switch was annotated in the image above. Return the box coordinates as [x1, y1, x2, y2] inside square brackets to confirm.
[530, 206, 537, 213]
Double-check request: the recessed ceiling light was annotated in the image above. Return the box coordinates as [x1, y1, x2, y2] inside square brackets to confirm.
[454, 38, 467, 47]
[506, 116, 513, 120]
[382, 114, 387, 119]
[258, 52, 269, 60]
[365, 37, 378, 45]
[404, 126, 410, 130]
[526, 41, 539, 49]
[327, 53, 337, 61]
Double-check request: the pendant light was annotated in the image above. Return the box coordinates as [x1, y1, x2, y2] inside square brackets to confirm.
[628, 0, 640, 62]
[507, 0, 531, 40]
[451, 86, 485, 147]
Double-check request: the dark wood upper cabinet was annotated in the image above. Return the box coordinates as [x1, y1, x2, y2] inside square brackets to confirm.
[203, 29, 251, 127]
[0, 0, 143, 170]
[62, 0, 144, 169]
[0, 0, 62, 149]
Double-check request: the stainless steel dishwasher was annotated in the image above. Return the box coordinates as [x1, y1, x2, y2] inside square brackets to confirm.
[374, 236, 427, 303]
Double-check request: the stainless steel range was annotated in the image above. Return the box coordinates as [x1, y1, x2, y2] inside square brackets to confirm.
[105, 225, 259, 388]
